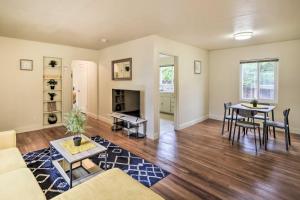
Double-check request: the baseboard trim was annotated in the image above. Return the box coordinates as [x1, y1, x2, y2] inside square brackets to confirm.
[16, 125, 43, 134]
[177, 115, 209, 130]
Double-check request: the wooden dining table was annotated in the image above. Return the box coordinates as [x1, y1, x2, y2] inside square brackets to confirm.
[228, 103, 276, 150]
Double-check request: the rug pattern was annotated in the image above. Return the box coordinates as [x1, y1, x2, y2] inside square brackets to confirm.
[22, 136, 169, 199]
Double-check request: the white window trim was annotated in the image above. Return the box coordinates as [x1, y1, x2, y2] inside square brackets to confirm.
[239, 59, 279, 104]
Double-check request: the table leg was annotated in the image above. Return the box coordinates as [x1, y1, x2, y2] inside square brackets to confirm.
[69, 163, 73, 188]
[264, 113, 267, 150]
[143, 122, 147, 137]
[228, 109, 234, 141]
[271, 110, 276, 138]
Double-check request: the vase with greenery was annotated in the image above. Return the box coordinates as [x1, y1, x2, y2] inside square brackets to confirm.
[250, 99, 258, 107]
[47, 79, 58, 90]
[65, 107, 86, 146]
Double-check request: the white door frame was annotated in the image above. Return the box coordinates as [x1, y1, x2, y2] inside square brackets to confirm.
[157, 53, 179, 134]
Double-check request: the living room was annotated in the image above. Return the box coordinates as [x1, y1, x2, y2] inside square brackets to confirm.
[1, 0, 300, 200]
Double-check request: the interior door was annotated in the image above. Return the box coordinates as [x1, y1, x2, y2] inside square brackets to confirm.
[72, 63, 87, 113]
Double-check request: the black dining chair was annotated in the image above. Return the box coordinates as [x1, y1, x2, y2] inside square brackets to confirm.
[264, 108, 291, 151]
[221, 102, 244, 135]
[253, 103, 275, 138]
[232, 109, 261, 154]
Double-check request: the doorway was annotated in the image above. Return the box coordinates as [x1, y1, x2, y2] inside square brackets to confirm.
[71, 60, 97, 114]
[159, 54, 177, 135]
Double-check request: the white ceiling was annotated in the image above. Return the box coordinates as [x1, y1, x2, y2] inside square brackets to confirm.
[0, 0, 299, 50]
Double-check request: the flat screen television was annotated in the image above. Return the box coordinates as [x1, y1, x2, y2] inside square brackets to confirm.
[112, 89, 140, 117]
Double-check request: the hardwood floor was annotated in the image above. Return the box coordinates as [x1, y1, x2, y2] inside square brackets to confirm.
[17, 118, 300, 200]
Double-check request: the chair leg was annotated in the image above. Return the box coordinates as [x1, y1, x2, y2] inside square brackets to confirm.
[243, 128, 246, 136]
[253, 128, 257, 154]
[258, 127, 261, 147]
[273, 126, 276, 139]
[238, 127, 241, 141]
[288, 126, 291, 145]
[227, 120, 230, 131]
[221, 117, 226, 135]
[285, 128, 289, 151]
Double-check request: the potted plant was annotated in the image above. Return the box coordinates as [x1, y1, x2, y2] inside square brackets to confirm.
[250, 99, 258, 107]
[65, 107, 86, 146]
[49, 60, 57, 68]
[48, 92, 56, 101]
[47, 79, 58, 90]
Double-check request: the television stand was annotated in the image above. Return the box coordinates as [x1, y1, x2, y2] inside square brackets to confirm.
[109, 112, 147, 138]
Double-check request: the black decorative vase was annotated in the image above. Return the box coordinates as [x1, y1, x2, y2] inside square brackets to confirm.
[73, 136, 82, 146]
[48, 114, 57, 124]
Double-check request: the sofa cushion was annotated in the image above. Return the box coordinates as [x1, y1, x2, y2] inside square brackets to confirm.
[0, 147, 27, 174]
[0, 168, 46, 200]
[53, 168, 164, 200]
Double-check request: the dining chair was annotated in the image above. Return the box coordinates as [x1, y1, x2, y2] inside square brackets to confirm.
[253, 103, 275, 138]
[221, 102, 244, 135]
[264, 108, 291, 151]
[232, 109, 261, 154]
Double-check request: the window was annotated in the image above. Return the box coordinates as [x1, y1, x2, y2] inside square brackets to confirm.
[240, 59, 278, 103]
[160, 65, 174, 93]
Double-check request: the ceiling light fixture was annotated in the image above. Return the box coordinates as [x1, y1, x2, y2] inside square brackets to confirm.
[234, 32, 253, 40]
[100, 38, 108, 43]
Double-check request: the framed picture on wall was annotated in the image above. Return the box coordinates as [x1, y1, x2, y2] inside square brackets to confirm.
[20, 59, 33, 71]
[194, 60, 201, 74]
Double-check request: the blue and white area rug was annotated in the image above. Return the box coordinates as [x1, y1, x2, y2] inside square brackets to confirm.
[22, 136, 169, 199]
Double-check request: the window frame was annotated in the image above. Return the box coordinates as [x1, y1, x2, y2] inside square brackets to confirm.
[160, 64, 175, 93]
[239, 59, 279, 104]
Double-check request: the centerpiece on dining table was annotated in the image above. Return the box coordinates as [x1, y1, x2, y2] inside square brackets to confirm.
[250, 99, 258, 107]
[65, 107, 86, 146]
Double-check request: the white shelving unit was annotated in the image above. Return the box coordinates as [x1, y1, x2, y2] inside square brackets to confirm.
[43, 57, 63, 127]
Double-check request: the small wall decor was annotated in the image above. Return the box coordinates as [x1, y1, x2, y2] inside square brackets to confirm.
[112, 58, 132, 80]
[194, 60, 201, 74]
[43, 57, 62, 68]
[20, 59, 33, 71]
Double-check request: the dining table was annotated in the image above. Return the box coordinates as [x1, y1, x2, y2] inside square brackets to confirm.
[228, 103, 276, 150]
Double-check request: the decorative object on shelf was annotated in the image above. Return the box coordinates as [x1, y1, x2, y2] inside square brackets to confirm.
[43, 56, 62, 126]
[48, 113, 58, 124]
[48, 92, 57, 101]
[47, 102, 57, 112]
[20, 59, 33, 71]
[112, 58, 132, 80]
[65, 107, 86, 146]
[194, 60, 201, 74]
[250, 99, 258, 107]
[47, 79, 58, 90]
[49, 60, 57, 68]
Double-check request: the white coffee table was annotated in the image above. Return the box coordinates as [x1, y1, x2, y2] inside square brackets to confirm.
[50, 134, 107, 188]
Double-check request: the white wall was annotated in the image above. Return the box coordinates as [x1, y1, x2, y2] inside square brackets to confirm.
[98, 36, 156, 138]
[0, 36, 99, 133]
[209, 39, 300, 134]
[97, 35, 209, 139]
